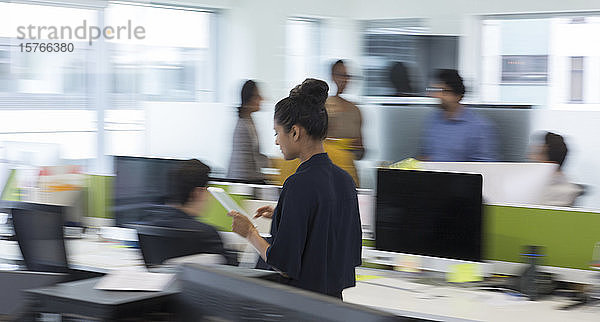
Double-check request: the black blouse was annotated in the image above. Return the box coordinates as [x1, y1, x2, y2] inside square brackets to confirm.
[266, 153, 362, 296]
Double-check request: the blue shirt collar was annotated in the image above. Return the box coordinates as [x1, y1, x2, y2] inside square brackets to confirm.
[296, 153, 331, 172]
[438, 105, 470, 122]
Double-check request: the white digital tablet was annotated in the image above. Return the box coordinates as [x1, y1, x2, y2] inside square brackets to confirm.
[207, 187, 250, 217]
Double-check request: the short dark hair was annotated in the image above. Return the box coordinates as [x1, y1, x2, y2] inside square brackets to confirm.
[435, 69, 465, 96]
[545, 132, 568, 169]
[168, 159, 211, 205]
[238, 80, 258, 116]
[331, 59, 345, 75]
[274, 78, 329, 140]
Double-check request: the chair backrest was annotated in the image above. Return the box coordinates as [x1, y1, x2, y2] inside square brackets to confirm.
[10, 202, 68, 273]
[131, 224, 224, 268]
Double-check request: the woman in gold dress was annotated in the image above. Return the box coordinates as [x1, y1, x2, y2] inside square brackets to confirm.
[324, 60, 364, 186]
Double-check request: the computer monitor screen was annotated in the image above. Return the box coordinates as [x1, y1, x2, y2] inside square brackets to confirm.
[375, 169, 483, 262]
[8, 201, 68, 273]
[114, 156, 185, 206]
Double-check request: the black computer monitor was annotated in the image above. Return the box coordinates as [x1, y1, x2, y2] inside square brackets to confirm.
[177, 263, 409, 321]
[113, 156, 186, 225]
[8, 201, 69, 273]
[375, 169, 483, 262]
[114, 156, 186, 206]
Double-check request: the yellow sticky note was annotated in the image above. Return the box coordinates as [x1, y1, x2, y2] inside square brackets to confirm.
[355, 275, 384, 282]
[389, 158, 421, 170]
[446, 263, 483, 283]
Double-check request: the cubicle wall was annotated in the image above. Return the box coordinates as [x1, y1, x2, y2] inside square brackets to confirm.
[484, 205, 600, 270]
[85, 174, 600, 271]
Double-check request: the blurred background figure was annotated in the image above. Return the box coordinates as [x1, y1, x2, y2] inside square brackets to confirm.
[530, 132, 585, 207]
[420, 69, 499, 162]
[388, 62, 414, 96]
[138, 159, 237, 265]
[324, 60, 364, 186]
[228, 80, 269, 183]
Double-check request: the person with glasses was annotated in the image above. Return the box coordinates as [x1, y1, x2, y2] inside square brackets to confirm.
[420, 69, 499, 162]
[323, 59, 364, 186]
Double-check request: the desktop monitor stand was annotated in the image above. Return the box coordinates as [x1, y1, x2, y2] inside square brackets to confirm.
[517, 246, 556, 300]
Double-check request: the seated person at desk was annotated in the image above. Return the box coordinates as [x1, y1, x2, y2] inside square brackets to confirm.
[530, 132, 584, 207]
[419, 69, 498, 162]
[139, 159, 236, 265]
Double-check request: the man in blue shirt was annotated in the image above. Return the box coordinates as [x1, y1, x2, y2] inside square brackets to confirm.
[420, 69, 498, 162]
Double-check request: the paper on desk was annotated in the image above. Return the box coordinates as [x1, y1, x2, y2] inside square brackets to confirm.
[207, 187, 249, 217]
[94, 269, 175, 291]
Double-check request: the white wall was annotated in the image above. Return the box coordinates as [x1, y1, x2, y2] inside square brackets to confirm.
[144, 102, 237, 174]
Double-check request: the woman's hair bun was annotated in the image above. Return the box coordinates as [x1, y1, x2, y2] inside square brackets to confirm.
[289, 78, 329, 107]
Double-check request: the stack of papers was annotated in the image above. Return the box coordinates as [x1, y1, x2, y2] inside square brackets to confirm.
[94, 270, 175, 292]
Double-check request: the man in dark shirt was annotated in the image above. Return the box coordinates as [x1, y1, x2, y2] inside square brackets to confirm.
[139, 159, 235, 265]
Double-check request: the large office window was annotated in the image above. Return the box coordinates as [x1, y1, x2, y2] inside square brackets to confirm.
[480, 15, 600, 106]
[285, 18, 322, 90]
[0, 1, 218, 162]
[106, 3, 216, 106]
[0, 2, 96, 105]
[0, 2, 98, 160]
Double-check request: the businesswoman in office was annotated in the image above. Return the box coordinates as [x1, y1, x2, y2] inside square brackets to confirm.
[228, 78, 362, 299]
[228, 80, 270, 183]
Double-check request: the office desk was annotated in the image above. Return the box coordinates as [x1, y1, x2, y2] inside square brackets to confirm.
[3, 238, 599, 321]
[0, 236, 146, 273]
[346, 268, 600, 322]
[26, 277, 179, 321]
[0, 231, 260, 272]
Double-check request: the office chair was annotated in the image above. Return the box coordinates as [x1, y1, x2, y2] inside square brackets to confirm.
[131, 224, 230, 268]
[10, 202, 69, 274]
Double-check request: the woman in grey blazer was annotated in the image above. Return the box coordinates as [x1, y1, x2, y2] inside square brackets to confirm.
[228, 80, 269, 182]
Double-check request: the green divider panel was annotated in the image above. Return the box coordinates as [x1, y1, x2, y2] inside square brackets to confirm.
[1, 169, 19, 201]
[87, 175, 113, 218]
[484, 205, 600, 270]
